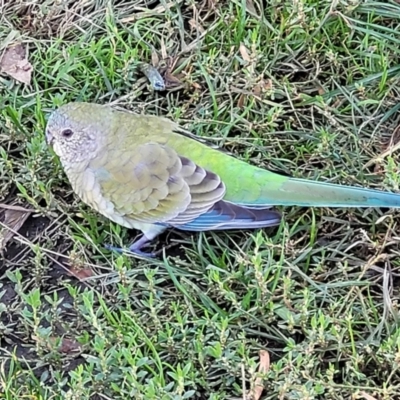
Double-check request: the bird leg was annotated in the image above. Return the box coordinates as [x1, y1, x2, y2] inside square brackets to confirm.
[128, 235, 156, 257]
[105, 235, 156, 258]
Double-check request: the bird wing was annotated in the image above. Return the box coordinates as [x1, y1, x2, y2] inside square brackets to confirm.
[88, 142, 226, 225]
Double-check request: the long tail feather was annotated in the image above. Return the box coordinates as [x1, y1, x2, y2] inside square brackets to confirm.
[175, 201, 281, 231]
[242, 171, 400, 208]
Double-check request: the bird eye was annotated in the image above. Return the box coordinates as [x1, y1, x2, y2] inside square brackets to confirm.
[61, 129, 74, 138]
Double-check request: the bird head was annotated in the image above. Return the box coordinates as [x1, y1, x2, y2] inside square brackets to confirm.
[45, 102, 104, 164]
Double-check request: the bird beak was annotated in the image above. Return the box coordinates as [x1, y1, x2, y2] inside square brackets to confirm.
[45, 129, 54, 146]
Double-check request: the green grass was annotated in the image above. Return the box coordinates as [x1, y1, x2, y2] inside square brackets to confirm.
[1, 0, 400, 398]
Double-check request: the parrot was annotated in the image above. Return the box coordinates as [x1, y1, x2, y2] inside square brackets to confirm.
[45, 102, 400, 257]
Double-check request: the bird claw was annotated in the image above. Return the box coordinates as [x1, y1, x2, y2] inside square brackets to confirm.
[104, 244, 157, 258]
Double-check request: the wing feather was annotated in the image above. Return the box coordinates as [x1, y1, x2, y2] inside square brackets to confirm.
[90, 142, 226, 225]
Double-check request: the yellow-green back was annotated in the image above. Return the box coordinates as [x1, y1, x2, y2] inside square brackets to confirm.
[108, 110, 288, 205]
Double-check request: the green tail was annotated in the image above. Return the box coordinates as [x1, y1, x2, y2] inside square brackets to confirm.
[169, 131, 400, 208]
[246, 171, 400, 208]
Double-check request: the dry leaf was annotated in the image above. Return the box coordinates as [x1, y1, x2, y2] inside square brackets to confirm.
[189, 19, 205, 33]
[163, 57, 183, 89]
[252, 83, 262, 97]
[160, 38, 167, 60]
[252, 79, 273, 97]
[358, 391, 378, 400]
[0, 203, 32, 212]
[163, 69, 184, 90]
[191, 81, 202, 90]
[246, 0, 257, 14]
[314, 81, 326, 95]
[0, 205, 31, 251]
[58, 337, 82, 353]
[166, 56, 180, 72]
[246, 349, 270, 400]
[239, 43, 251, 63]
[237, 93, 246, 109]
[263, 79, 272, 90]
[49, 336, 82, 354]
[68, 265, 94, 280]
[0, 43, 32, 84]
[151, 50, 160, 67]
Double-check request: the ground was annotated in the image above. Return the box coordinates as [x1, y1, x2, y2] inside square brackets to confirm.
[0, 0, 400, 399]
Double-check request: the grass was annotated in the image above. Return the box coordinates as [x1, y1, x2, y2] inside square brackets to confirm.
[1, 0, 400, 398]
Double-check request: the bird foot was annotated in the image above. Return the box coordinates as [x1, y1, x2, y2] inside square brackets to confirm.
[104, 235, 156, 258]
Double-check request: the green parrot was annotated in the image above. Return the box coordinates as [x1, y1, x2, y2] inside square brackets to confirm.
[45, 102, 400, 256]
